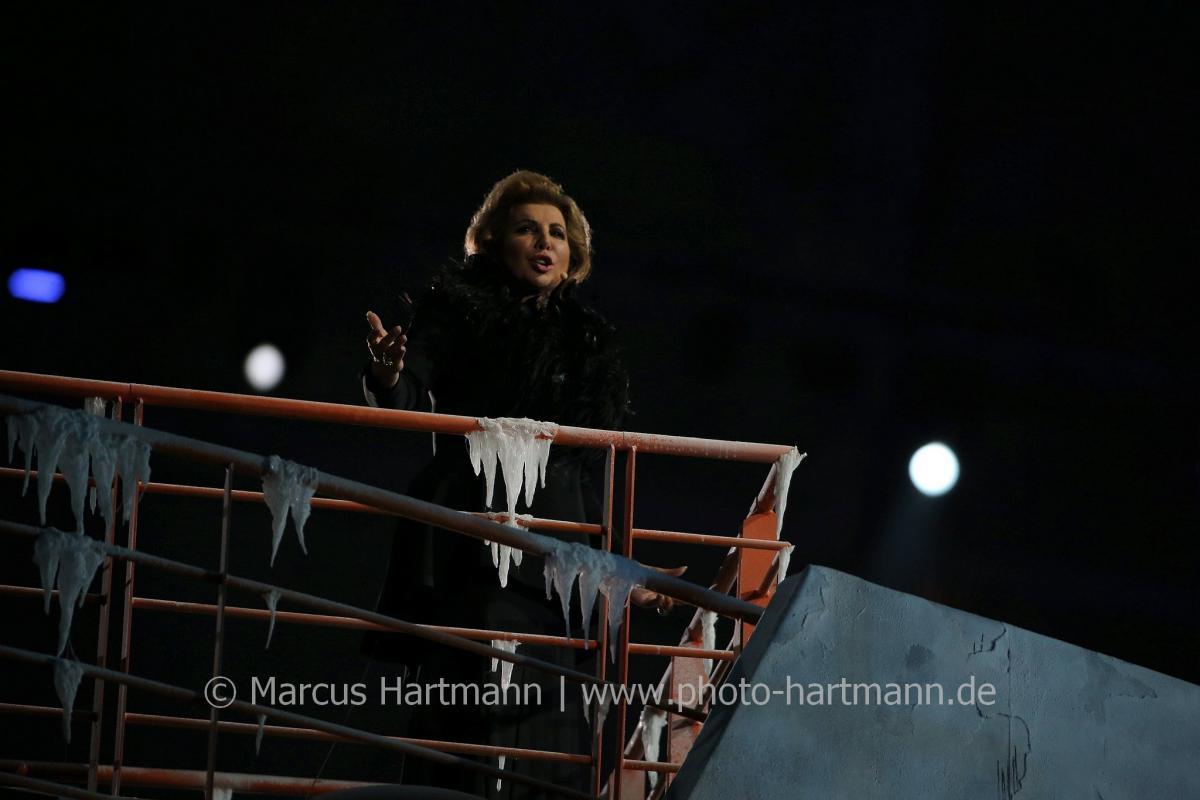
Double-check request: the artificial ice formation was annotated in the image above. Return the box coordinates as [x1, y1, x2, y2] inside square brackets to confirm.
[542, 540, 646, 661]
[490, 638, 520, 689]
[83, 397, 110, 512]
[773, 544, 794, 583]
[255, 713, 267, 756]
[261, 456, 319, 566]
[497, 755, 506, 791]
[700, 609, 718, 674]
[639, 705, 668, 790]
[465, 417, 557, 586]
[584, 692, 612, 730]
[6, 405, 151, 533]
[483, 511, 535, 588]
[262, 589, 282, 649]
[53, 657, 84, 743]
[32, 527, 108, 655]
[749, 446, 806, 537]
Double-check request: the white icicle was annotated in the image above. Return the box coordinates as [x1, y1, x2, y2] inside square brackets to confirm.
[59, 447, 92, 533]
[465, 417, 557, 585]
[10, 413, 38, 494]
[596, 693, 612, 731]
[584, 691, 612, 731]
[497, 754, 506, 791]
[32, 528, 65, 614]
[261, 456, 319, 566]
[495, 542, 513, 588]
[33, 528, 107, 655]
[639, 706, 668, 790]
[54, 535, 106, 656]
[774, 544, 794, 584]
[83, 397, 107, 417]
[255, 713, 267, 755]
[116, 436, 151, 524]
[749, 447, 805, 538]
[600, 559, 643, 661]
[577, 561, 603, 643]
[263, 590, 282, 649]
[89, 440, 118, 531]
[543, 541, 646, 660]
[32, 409, 72, 524]
[700, 609, 717, 674]
[490, 638, 519, 689]
[54, 657, 85, 743]
[8, 406, 128, 534]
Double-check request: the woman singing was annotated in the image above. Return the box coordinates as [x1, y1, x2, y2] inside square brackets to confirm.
[361, 170, 633, 795]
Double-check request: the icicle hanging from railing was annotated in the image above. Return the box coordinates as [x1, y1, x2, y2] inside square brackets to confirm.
[774, 543, 794, 582]
[255, 713, 267, 756]
[639, 705, 668, 790]
[6, 405, 150, 533]
[543, 540, 645, 660]
[262, 589, 282, 649]
[261, 456, 319, 566]
[490, 638, 519, 689]
[32, 527, 107, 655]
[465, 417, 556, 586]
[53, 656, 84, 743]
[584, 691, 612, 730]
[700, 609, 717, 674]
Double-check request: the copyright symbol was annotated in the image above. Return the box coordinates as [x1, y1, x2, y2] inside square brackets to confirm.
[204, 676, 236, 709]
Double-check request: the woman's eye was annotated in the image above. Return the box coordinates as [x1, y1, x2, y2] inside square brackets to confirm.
[552, 229, 566, 239]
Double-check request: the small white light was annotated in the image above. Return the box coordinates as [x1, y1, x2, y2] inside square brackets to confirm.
[243, 343, 285, 392]
[908, 442, 959, 497]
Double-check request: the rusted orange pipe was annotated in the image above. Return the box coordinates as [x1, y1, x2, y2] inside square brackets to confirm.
[0, 369, 793, 462]
[129, 596, 736, 660]
[123, 713, 593, 763]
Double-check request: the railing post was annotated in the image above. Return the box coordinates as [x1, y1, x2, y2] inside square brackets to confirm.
[204, 464, 234, 800]
[611, 446, 637, 799]
[592, 444, 616, 797]
[87, 396, 121, 793]
[737, 510, 778, 648]
[110, 397, 144, 796]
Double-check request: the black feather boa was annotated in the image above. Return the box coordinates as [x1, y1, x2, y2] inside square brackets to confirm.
[411, 255, 631, 434]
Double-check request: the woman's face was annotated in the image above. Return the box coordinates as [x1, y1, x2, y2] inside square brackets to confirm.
[499, 203, 570, 293]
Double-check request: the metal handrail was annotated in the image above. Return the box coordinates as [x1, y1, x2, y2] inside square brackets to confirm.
[0, 369, 791, 463]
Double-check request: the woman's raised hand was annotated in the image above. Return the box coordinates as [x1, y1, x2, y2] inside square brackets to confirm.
[365, 310, 407, 388]
[631, 564, 689, 616]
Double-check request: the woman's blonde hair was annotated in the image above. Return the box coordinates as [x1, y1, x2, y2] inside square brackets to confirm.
[464, 170, 594, 283]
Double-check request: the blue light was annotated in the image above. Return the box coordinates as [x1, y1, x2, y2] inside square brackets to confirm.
[8, 269, 66, 303]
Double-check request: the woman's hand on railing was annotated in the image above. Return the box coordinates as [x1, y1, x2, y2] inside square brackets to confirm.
[365, 310, 407, 389]
[632, 564, 688, 615]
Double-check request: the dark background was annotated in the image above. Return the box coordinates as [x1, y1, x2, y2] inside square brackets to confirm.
[1, 1, 1197, 793]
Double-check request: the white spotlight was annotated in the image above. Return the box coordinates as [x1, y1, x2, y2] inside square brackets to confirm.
[908, 442, 959, 497]
[243, 343, 285, 392]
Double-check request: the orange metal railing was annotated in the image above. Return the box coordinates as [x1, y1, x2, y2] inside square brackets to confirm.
[0, 369, 800, 800]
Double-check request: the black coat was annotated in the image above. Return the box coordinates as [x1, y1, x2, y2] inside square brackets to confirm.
[360, 256, 629, 796]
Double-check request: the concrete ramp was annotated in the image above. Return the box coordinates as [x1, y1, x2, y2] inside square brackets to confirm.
[667, 566, 1200, 799]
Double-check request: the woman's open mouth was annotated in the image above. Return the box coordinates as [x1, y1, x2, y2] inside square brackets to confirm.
[530, 255, 554, 273]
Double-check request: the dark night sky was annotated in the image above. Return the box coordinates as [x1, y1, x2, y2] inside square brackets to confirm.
[1, 0, 1198, 784]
